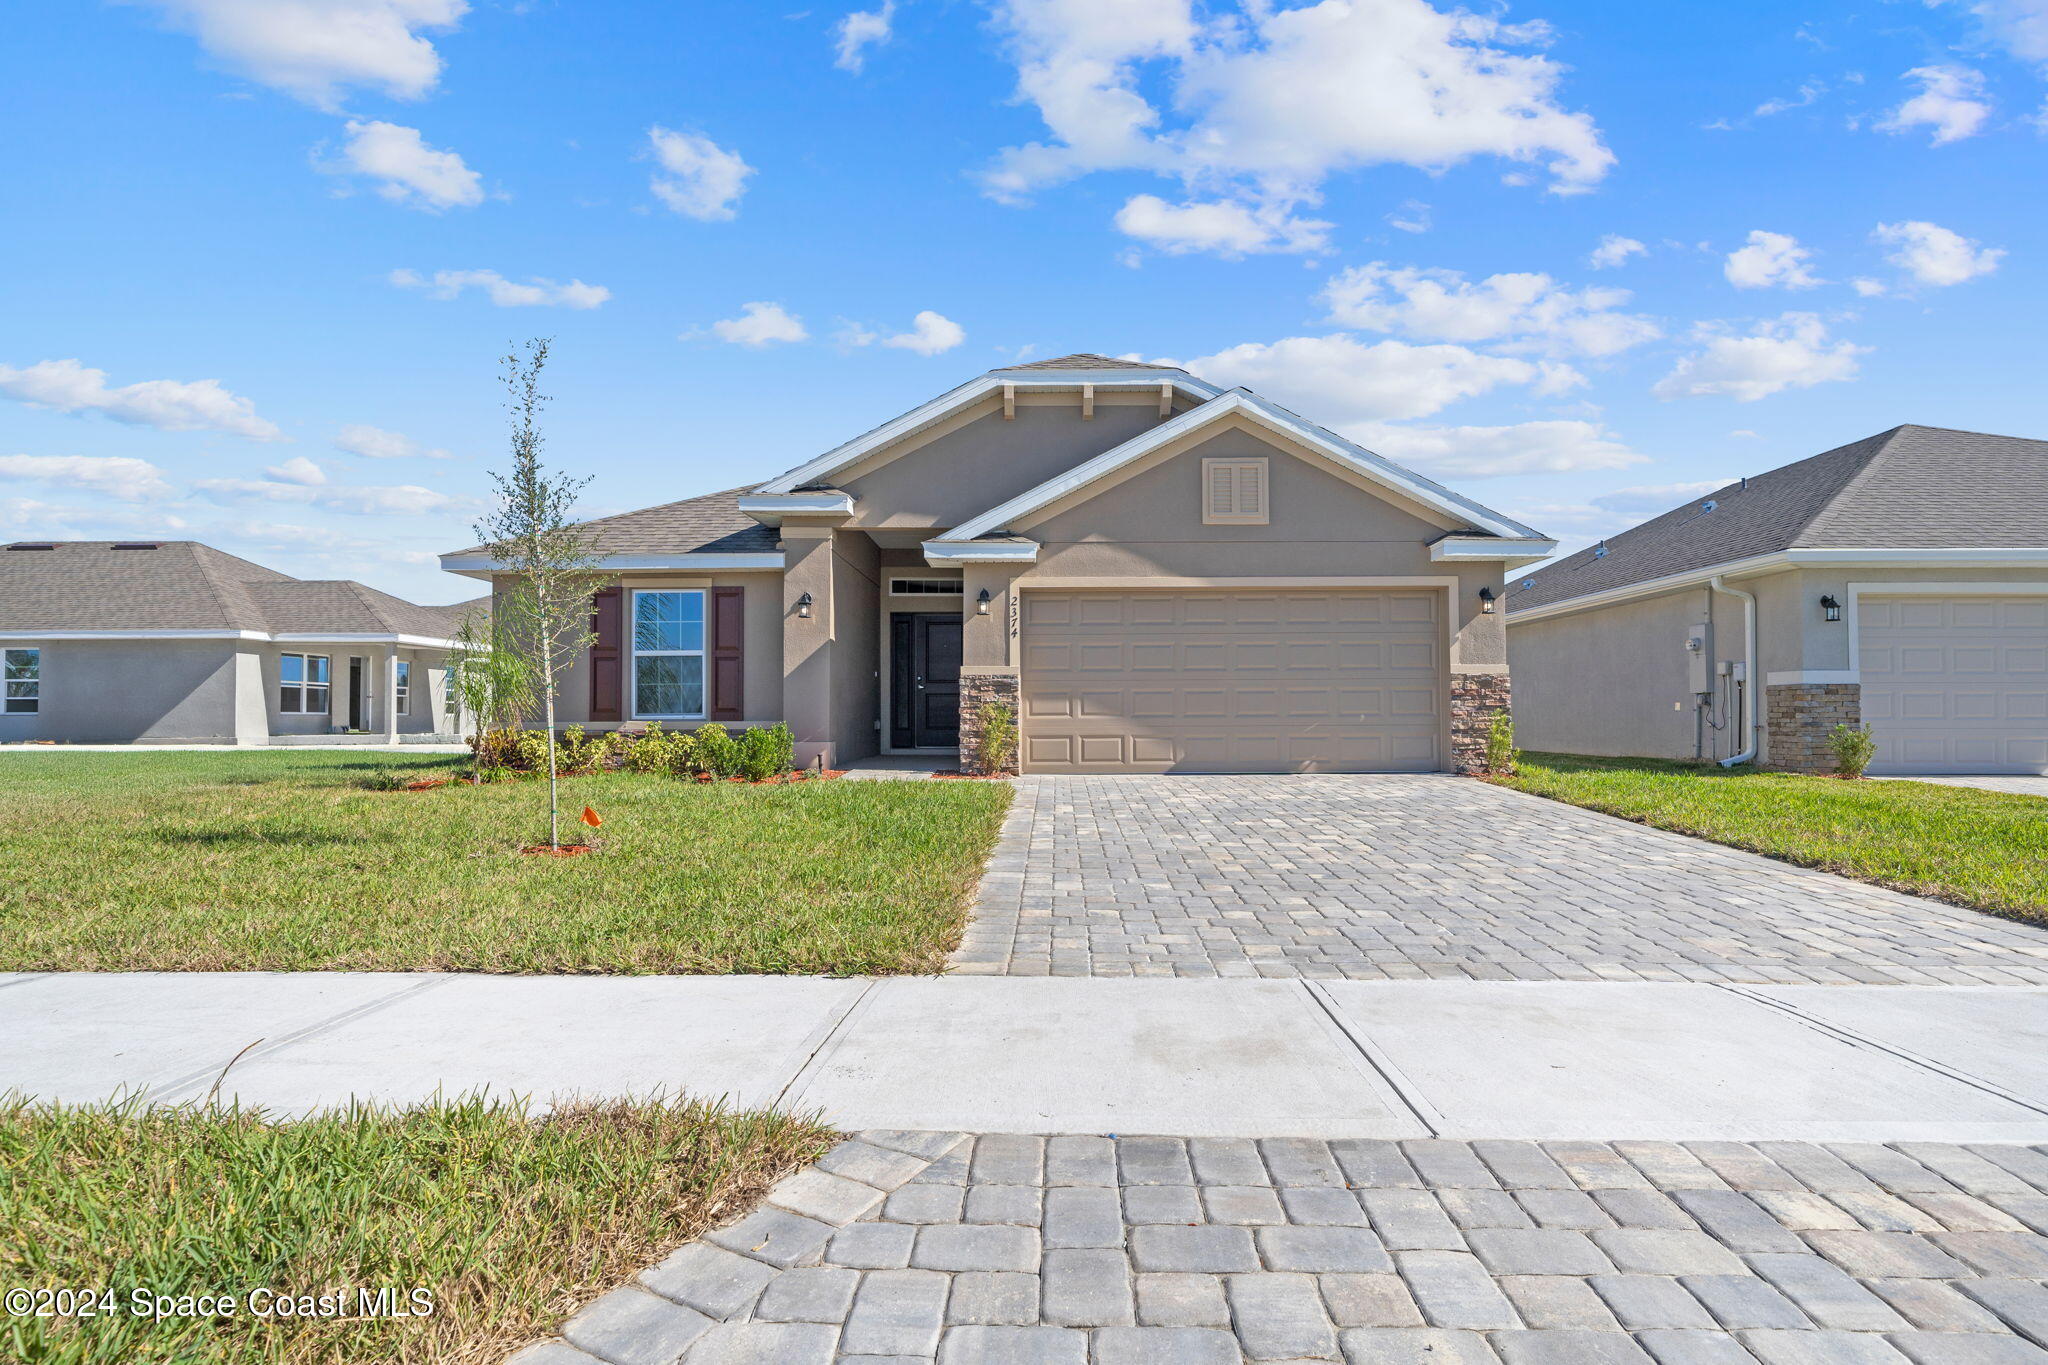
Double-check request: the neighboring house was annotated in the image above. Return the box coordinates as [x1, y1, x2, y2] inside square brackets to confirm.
[0, 541, 483, 745]
[1507, 425, 2048, 776]
[440, 354, 1554, 774]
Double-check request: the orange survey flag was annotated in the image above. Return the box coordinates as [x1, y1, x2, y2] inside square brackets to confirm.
[580, 806, 602, 829]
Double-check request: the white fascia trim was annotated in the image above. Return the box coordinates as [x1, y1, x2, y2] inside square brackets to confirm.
[0, 629, 271, 641]
[735, 491, 855, 525]
[942, 390, 1541, 544]
[438, 552, 785, 577]
[272, 633, 466, 650]
[1430, 537, 1559, 565]
[1506, 546, 2048, 626]
[753, 371, 1224, 494]
[921, 540, 1041, 567]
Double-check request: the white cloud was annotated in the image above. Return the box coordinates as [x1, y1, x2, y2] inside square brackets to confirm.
[1873, 219, 2006, 286]
[1346, 419, 1649, 478]
[1, 495, 189, 539]
[881, 310, 966, 355]
[324, 120, 482, 210]
[263, 455, 328, 486]
[1929, 0, 2048, 65]
[648, 127, 753, 221]
[388, 267, 610, 308]
[334, 423, 451, 459]
[1879, 65, 1992, 144]
[1653, 313, 1868, 402]
[1723, 230, 1823, 289]
[1755, 80, 1827, 117]
[125, 0, 467, 110]
[1320, 263, 1659, 358]
[195, 475, 476, 515]
[709, 302, 810, 348]
[1587, 234, 1646, 269]
[1170, 334, 1561, 423]
[1114, 194, 1331, 256]
[834, 1, 896, 72]
[0, 358, 283, 440]
[1851, 277, 1889, 297]
[0, 454, 177, 502]
[1385, 200, 1432, 234]
[982, 0, 1612, 243]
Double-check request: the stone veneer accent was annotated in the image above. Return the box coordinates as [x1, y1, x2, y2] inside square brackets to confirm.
[1765, 681, 1861, 774]
[1448, 672, 1511, 776]
[957, 672, 1021, 775]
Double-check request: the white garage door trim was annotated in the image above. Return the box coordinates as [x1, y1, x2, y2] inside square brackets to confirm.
[1849, 582, 2048, 776]
[1014, 578, 1455, 775]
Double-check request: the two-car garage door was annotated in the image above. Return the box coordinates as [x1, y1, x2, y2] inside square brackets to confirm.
[1019, 588, 1443, 774]
[1861, 594, 2048, 775]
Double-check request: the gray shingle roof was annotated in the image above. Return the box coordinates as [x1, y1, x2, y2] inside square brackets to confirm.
[448, 486, 778, 558]
[1509, 425, 2048, 613]
[991, 353, 1182, 372]
[0, 541, 480, 636]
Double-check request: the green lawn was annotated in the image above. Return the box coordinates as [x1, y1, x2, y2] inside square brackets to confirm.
[0, 751, 1011, 974]
[1497, 752, 2048, 925]
[1, 1093, 832, 1365]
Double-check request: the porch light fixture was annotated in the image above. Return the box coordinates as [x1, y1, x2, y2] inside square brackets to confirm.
[976, 589, 992, 615]
[796, 592, 813, 619]
[1477, 586, 1496, 614]
[1820, 594, 1842, 622]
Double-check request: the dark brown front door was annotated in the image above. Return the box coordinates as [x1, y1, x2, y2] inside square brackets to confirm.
[891, 613, 963, 749]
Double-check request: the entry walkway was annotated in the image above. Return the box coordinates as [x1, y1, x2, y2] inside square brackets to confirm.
[9, 973, 2048, 1143]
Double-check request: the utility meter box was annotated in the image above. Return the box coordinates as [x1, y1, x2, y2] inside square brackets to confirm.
[1684, 623, 1712, 695]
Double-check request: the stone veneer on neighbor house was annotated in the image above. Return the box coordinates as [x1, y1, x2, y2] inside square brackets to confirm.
[1765, 681, 1862, 775]
[957, 673, 1021, 775]
[1449, 672, 1512, 776]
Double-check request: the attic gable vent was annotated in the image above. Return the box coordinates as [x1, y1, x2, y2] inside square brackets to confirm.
[1202, 457, 1269, 525]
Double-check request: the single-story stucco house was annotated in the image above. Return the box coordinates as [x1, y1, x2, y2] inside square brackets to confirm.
[0, 540, 484, 745]
[441, 354, 1556, 774]
[1507, 425, 2048, 775]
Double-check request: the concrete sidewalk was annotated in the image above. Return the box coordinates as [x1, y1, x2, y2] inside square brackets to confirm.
[8, 973, 2048, 1142]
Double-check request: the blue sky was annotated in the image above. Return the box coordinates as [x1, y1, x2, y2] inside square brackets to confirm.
[4, 0, 2045, 603]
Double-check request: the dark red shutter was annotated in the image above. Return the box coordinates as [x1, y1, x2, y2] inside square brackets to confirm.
[589, 585, 623, 723]
[710, 586, 744, 722]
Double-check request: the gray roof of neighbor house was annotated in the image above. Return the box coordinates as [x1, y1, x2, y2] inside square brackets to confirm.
[448, 486, 780, 558]
[991, 353, 1182, 372]
[1509, 424, 2048, 613]
[0, 540, 483, 637]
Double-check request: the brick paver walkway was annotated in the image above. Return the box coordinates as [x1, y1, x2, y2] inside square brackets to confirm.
[516, 1130, 2048, 1364]
[951, 775, 2048, 985]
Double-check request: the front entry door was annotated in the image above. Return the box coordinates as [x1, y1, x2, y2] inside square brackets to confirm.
[891, 613, 963, 749]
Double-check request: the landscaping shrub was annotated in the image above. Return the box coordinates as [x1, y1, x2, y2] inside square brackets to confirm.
[972, 701, 1018, 775]
[736, 722, 796, 781]
[1828, 722, 1878, 778]
[1486, 710, 1518, 777]
[553, 724, 607, 775]
[620, 723, 695, 777]
[692, 724, 742, 779]
[471, 727, 549, 774]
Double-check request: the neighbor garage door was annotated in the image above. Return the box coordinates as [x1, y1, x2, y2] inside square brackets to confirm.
[1019, 588, 1443, 774]
[1860, 594, 2048, 775]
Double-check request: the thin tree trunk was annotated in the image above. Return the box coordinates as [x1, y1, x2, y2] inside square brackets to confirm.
[544, 681, 560, 849]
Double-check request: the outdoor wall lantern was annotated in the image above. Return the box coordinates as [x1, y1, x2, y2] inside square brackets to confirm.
[796, 592, 813, 619]
[976, 588, 992, 615]
[1820, 594, 1842, 622]
[1477, 586, 1497, 614]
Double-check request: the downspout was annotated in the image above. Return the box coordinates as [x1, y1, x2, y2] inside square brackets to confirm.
[1709, 575, 1758, 767]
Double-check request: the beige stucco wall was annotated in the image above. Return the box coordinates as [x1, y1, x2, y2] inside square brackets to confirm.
[840, 394, 1178, 530]
[830, 530, 881, 762]
[255, 643, 453, 737]
[0, 639, 247, 743]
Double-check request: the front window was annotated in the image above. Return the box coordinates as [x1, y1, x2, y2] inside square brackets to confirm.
[3, 648, 38, 714]
[394, 660, 411, 715]
[631, 589, 705, 719]
[280, 653, 330, 714]
[443, 665, 457, 715]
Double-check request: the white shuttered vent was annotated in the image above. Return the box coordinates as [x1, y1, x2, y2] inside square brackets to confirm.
[1202, 457, 1268, 525]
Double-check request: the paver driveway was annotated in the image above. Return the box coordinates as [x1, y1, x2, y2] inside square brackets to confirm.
[521, 1130, 2048, 1365]
[953, 775, 2048, 986]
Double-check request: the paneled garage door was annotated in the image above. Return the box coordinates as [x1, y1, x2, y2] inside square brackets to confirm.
[1860, 594, 2048, 775]
[1019, 588, 1443, 774]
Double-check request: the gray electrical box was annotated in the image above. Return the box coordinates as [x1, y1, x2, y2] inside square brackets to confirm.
[1684, 622, 1712, 695]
